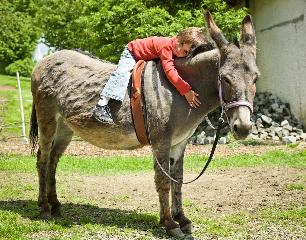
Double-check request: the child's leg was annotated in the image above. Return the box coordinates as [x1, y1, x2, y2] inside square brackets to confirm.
[93, 46, 136, 123]
[99, 46, 136, 105]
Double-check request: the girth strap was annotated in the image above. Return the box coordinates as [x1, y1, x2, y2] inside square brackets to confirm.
[131, 60, 150, 145]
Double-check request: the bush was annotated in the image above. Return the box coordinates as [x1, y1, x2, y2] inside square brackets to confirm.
[5, 58, 35, 77]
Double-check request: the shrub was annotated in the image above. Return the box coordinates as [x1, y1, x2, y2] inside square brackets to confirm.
[5, 58, 35, 77]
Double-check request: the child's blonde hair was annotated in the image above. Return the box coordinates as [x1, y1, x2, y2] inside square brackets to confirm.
[177, 27, 209, 49]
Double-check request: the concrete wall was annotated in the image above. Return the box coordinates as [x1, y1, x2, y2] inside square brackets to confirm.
[250, 0, 306, 127]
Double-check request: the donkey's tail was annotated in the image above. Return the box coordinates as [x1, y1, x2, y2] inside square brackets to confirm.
[29, 102, 38, 155]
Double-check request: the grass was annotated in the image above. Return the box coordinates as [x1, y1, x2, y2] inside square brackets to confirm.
[0, 74, 32, 138]
[287, 183, 305, 190]
[0, 149, 305, 176]
[0, 149, 305, 239]
[0, 192, 305, 239]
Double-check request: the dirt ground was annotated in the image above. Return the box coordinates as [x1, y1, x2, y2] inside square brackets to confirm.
[1, 140, 305, 213]
[60, 166, 305, 215]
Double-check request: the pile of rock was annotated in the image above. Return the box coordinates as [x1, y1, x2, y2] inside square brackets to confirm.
[191, 92, 305, 144]
[250, 92, 305, 143]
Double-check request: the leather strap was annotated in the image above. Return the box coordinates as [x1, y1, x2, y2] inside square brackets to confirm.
[131, 60, 150, 145]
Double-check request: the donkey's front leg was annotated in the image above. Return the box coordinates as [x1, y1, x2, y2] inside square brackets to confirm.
[153, 150, 184, 237]
[170, 141, 192, 234]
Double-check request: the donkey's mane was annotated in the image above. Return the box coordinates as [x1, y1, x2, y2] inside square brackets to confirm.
[187, 39, 216, 60]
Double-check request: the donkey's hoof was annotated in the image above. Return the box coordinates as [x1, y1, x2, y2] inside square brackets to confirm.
[51, 206, 61, 216]
[181, 223, 192, 234]
[168, 227, 185, 238]
[40, 211, 51, 220]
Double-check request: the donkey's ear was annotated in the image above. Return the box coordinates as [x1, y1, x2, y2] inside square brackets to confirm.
[240, 15, 256, 47]
[204, 11, 228, 48]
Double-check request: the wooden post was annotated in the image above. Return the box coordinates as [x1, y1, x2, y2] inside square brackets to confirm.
[16, 72, 28, 144]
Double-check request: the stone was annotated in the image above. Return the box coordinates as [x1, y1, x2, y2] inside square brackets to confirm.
[283, 124, 293, 131]
[275, 108, 283, 114]
[282, 129, 290, 137]
[282, 136, 296, 144]
[300, 133, 306, 141]
[261, 115, 273, 125]
[281, 120, 289, 126]
[296, 129, 304, 135]
[274, 127, 282, 137]
[272, 135, 280, 141]
[256, 118, 263, 124]
[271, 122, 280, 127]
[270, 103, 279, 111]
[251, 125, 258, 134]
[204, 136, 214, 144]
[189, 136, 197, 144]
[218, 137, 227, 144]
[268, 131, 276, 137]
[259, 132, 268, 140]
[250, 134, 260, 141]
[196, 137, 205, 145]
[198, 131, 206, 138]
[256, 123, 264, 129]
[257, 127, 266, 134]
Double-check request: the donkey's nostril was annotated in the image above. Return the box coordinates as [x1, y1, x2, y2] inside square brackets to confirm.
[233, 124, 238, 132]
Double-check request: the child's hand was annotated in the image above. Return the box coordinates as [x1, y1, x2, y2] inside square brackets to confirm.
[185, 90, 201, 108]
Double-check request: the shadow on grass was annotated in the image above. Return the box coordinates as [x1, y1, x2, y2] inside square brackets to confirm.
[0, 200, 179, 239]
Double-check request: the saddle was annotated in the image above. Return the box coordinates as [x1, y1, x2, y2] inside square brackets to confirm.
[131, 60, 150, 145]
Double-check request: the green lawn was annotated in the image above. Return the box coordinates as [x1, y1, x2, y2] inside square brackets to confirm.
[0, 150, 305, 239]
[0, 149, 306, 175]
[0, 74, 32, 138]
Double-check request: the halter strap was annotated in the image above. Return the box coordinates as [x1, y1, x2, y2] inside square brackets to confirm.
[224, 100, 253, 113]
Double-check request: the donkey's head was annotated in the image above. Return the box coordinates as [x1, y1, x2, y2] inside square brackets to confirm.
[205, 11, 260, 139]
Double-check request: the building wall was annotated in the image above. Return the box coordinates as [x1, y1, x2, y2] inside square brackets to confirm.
[250, 0, 306, 126]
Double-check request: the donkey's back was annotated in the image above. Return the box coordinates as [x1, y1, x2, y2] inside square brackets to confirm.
[32, 50, 116, 118]
[31, 50, 141, 150]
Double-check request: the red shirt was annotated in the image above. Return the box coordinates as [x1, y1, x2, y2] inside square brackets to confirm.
[128, 37, 191, 96]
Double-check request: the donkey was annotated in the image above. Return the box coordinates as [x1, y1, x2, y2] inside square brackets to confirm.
[29, 12, 259, 237]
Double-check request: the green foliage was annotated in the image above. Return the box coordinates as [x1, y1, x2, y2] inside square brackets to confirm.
[5, 58, 35, 77]
[202, 0, 248, 40]
[34, 0, 248, 63]
[0, 0, 40, 68]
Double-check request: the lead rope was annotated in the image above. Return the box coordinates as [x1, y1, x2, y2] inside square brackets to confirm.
[155, 116, 224, 185]
[155, 56, 226, 185]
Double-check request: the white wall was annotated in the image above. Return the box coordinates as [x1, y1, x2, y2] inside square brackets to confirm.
[250, 0, 306, 126]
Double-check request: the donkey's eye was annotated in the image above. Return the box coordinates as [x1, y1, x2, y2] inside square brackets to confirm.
[222, 76, 231, 85]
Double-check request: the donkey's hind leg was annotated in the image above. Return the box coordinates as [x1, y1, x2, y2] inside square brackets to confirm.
[153, 148, 184, 238]
[48, 117, 73, 215]
[36, 101, 57, 219]
[170, 140, 192, 234]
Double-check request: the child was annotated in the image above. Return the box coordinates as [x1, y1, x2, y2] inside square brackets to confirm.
[93, 27, 208, 124]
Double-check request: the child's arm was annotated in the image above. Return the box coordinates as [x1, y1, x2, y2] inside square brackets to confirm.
[160, 46, 202, 108]
[160, 46, 191, 95]
[184, 90, 201, 108]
